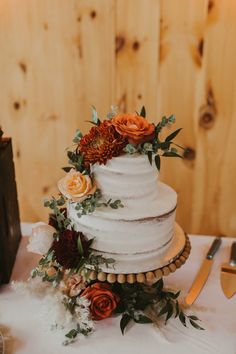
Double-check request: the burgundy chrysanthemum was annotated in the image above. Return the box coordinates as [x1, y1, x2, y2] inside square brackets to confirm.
[51, 229, 90, 269]
[79, 120, 127, 166]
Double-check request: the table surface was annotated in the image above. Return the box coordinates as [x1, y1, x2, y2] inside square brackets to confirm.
[1, 223, 236, 354]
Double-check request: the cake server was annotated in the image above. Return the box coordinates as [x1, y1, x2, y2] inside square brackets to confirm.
[220, 241, 236, 298]
[185, 237, 222, 305]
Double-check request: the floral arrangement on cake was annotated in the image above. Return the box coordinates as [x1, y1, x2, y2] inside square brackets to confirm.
[24, 106, 203, 345]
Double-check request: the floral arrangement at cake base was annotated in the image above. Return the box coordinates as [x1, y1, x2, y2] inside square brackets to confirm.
[23, 106, 203, 345]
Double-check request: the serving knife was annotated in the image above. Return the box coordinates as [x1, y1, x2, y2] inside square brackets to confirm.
[220, 241, 236, 298]
[185, 237, 222, 305]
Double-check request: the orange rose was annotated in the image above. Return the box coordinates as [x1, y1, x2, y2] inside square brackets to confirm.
[82, 283, 119, 320]
[57, 169, 96, 202]
[111, 114, 155, 145]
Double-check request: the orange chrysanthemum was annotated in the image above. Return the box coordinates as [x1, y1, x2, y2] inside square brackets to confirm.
[79, 121, 127, 165]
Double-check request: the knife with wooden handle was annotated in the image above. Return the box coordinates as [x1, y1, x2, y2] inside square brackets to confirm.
[220, 242, 236, 298]
[185, 237, 222, 305]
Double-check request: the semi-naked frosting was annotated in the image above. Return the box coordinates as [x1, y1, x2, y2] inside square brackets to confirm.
[68, 154, 177, 273]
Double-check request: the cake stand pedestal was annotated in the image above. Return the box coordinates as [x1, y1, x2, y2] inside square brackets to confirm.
[86, 223, 191, 284]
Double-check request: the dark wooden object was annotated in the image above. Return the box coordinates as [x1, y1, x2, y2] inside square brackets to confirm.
[0, 137, 21, 284]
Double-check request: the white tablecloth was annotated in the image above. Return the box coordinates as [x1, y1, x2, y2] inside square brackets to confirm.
[0, 223, 236, 354]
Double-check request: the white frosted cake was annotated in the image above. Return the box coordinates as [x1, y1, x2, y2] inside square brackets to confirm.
[68, 154, 177, 273]
[27, 110, 194, 343]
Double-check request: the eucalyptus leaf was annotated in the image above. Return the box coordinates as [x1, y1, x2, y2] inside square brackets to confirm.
[87, 238, 94, 248]
[165, 128, 182, 142]
[31, 269, 38, 278]
[152, 278, 163, 291]
[158, 302, 170, 317]
[168, 114, 175, 123]
[161, 117, 168, 126]
[143, 142, 153, 152]
[91, 105, 100, 125]
[155, 155, 161, 171]
[159, 141, 170, 150]
[73, 129, 83, 143]
[165, 290, 181, 299]
[165, 303, 174, 323]
[175, 301, 180, 318]
[140, 106, 146, 118]
[85, 120, 99, 126]
[170, 147, 178, 153]
[67, 151, 75, 161]
[120, 314, 132, 335]
[44, 200, 50, 207]
[162, 151, 182, 158]
[189, 319, 204, 330]
[134, 315, 152, 324]
[147, 151, 152, 165]
[65, 329, 78, 339]
[62, 166, 72, 173]
[77, 236, 84, 255]
[179, 311, 187, 327]
[107, 105, 118, 119]
[124, 144, 137, 154]
[188, 315, 200, 321]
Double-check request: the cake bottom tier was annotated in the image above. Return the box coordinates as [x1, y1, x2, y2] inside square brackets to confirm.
[88, 223, 186, 274]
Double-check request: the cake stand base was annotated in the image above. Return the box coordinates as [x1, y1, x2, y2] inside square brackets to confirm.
[85, 223, 191, 284]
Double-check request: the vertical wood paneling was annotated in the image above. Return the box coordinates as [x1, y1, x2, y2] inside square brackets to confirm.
[0, 0, 115, 222]
[157, 0, 208, 233]
[192, 0, 236, 236]
[115, 0, 160, 118]
[75, 0, 115, 120]
[0, 0, 236, 236]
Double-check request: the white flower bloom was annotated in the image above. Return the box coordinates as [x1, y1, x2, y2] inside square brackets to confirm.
[12, 278, 50, 296]
[41, 292, 74, 328]
[76, 296, 90, 308]
[27, 222, 56, 255]
[12, 280, 94, 342]
[74, 297, 94, 332]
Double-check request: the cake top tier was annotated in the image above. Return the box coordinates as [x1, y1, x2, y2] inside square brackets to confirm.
[92, 153, 159, 201]
[55, 107, 183, 219]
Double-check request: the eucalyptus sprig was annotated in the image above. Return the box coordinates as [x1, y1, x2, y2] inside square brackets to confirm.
[44, 195, 71, 231]
[107, 105, 119, 119]
[72, 128, 83, 144]
[30, 249, 64, 287]
[111, 279, 204, 335]
[123, 112, 185, 171]
[85, 254, 115, 273]
[75, 189, 124, 218]
[62, 150, 89, 174]
[85, 105, 101, 126]
[63, 325, 93, 346]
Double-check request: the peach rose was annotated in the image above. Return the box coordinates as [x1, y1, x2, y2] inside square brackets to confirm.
[57, 169, 96, 202]
[82, 283, 119, 320]
[111, 114, 155, 145]
[61, 274, 86, 297]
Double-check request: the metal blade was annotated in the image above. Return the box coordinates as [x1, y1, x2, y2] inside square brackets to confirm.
[220, 264, 236, 298]
[185, 259, 213, 305]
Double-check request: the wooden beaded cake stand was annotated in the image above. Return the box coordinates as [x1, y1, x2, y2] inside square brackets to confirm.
[85, 223, 191, 284]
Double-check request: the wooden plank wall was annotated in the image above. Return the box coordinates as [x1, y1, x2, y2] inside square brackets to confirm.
[1, 0, 236, 236]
